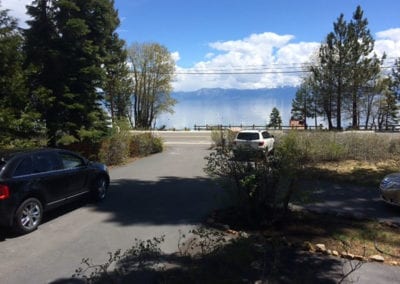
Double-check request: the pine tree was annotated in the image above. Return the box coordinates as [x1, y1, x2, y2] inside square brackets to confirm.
[376, 80, 398, 130]
[308, 5, 383, 130]
[0, 6, 43, 145]
[291, 79, 315, 129]
[346, 6, 382, 129]
[268, 107, 282, 129]
[103, 33, 133, 124]
[391, 58, 400, 100]
[25, 0, 121, 145]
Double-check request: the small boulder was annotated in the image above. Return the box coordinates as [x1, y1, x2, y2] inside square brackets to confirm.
[369, 255, 384, 262]
[353, 255, 366, 261]
[302, 241, 314, 251]
[315, 244, 326, 253]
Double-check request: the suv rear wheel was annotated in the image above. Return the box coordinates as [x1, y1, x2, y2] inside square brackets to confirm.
[14, 197, 43, 234]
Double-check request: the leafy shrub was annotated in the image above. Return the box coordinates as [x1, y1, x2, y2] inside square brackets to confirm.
[211, 129, 237, 147]
[129, 133, 163, 157]
[205, 146, 293, 226]
[98, 134, 130, 166]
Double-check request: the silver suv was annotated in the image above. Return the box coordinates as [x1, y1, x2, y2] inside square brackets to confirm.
[233, 130, 275, 154]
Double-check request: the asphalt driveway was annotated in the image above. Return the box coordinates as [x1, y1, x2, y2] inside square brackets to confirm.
[293, 179, 400, 225]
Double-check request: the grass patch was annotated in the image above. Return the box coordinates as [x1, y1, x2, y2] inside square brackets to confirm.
[301, 159, 400, 186]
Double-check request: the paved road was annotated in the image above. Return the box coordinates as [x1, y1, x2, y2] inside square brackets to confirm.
[0, 133, 221, 284]
[293, 180, 400, 225]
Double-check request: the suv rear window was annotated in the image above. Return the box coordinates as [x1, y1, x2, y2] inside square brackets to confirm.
[236, 132, 260, 140]
[14, 157, 34, 176]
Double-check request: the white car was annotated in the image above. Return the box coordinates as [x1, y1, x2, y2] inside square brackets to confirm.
[379, 173, 400, 206]
[233, 130, 275, 154]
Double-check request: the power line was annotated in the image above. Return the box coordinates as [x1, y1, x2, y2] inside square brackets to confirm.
[173, 65, 396, 75]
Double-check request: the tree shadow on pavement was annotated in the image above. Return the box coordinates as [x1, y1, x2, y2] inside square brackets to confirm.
[89, 176, 228, 226]
[50, 236, 349, 284]
[293, 179, 400, 224]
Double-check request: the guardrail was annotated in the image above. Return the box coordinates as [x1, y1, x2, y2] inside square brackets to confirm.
[193, 124, 322, 131]
[193, 124, 400, 132]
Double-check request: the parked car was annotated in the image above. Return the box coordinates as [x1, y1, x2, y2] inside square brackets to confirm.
[0, 148, 109, 234]
[379, 173, 400, 206]
[232, 130, 275, 158]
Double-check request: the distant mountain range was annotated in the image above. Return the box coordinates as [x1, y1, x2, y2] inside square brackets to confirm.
[157, 87, 298, 129]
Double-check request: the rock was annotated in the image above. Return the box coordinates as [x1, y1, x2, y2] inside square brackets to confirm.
[347, 253, 355, 259]
[315, 244, 326, 253]
[226, 229, 238, 235]
[302, 241, 314, 251]
[341, 251, 350, 259]
[388, 261, 399, 266]
[239, 231, 249, 238]
[332, 250, 339, 257]
[353, 255, 365, 261]
[369, 255, 385, 262]
[326, 249, 332, 255]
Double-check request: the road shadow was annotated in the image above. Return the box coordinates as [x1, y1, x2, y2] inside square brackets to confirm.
[89, 176, 228, 226]
[0, 176, 226, 240]
[50, 238, 350, 284]
[293, 179, 400, 224]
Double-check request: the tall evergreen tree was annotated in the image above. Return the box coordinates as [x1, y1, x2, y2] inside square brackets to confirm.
[346, 6, 382, 129]
[268, 107, 282, 129]
[291, 78, 315, 129]
[0, 5, 42, 145]
[25, 0, 120, 145]
[103, 33, 133, 123]
[308, 5, 383, 130]
[391, 58, 400, 100]
[310, 45, 337, 130]
[375, 78, 398, 130]
[314, 14, 348, 129]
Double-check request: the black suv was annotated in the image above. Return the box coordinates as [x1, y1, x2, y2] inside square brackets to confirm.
[0, 148, 109, 234]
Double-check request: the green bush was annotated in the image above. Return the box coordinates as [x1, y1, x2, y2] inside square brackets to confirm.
[211, 129, 237, 147]
[129, 133, 163, 157]
[205, 147, 290, 226]
[98, 134, 130, 166]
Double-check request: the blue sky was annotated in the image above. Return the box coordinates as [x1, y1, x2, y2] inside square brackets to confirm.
[4, 0, 400, 91]
[115, 0, 400, 66]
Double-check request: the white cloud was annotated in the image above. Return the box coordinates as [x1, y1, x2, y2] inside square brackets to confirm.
[171, 51, 180, 63]
[173, 32, 320, 92]
[375, 28, 400, 59]
[2, 0, 31, 26]
[173, 29, 400, 92]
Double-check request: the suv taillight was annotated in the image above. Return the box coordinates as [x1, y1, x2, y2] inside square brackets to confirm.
[0, 184, 10, 200]
[258, 141, 265, 146]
